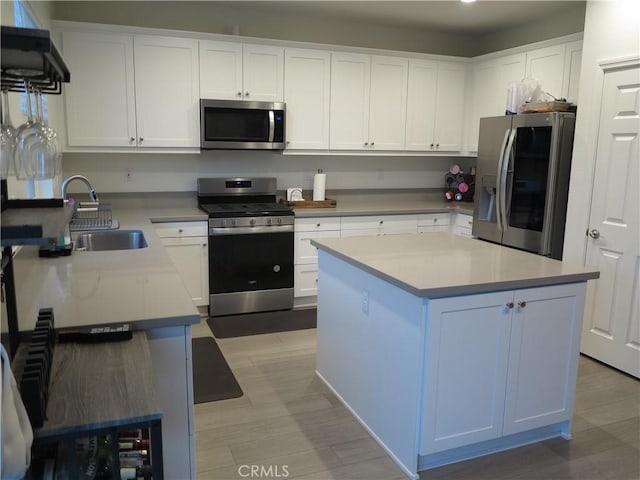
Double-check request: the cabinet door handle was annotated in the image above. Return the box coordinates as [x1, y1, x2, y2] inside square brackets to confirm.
[245, 91, 250, 97]
[370, 141, 375, 147]
[430, 143, 434, 149]
[237, 91, 242, 97]
[139, 137, 144, 143]
[436, 143, 440, 149]
[518, 301, 527, 308]
[316, 223, 321, 227]
[364, 142, 369, 147]
[178, 229, 183, 233]
[506, 302, 514, 309]
[202, 243, 207, 247]
[433, 218, 438, 223]
[129, 137, 135, 143]
[379, 220, 384, 225]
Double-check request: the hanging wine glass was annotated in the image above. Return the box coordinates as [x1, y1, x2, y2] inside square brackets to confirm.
[13, 80, 38, 179]
[38, 90, 62, 177]
[0, 89, 17, 179]
[24, 89, 56, 179]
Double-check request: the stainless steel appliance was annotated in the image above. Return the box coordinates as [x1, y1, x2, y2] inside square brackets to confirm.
[200, 99, 285, 150]
[197, 177, 294, 316]
[472, 112, 576, 260]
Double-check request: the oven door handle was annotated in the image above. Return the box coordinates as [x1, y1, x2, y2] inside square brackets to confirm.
[209, 224, 294, 235]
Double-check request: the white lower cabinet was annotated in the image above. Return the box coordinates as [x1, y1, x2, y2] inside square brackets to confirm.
[154, 222, 209, 307]
[451, 212, 473, 237]
[294, 218, 340, 298]
[420, 283, 585, 454]
[418, 213, 450, 233]
[340, 214, 418, 237]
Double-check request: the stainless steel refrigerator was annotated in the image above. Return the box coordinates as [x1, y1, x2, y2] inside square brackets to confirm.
[472, 112, 576, 260]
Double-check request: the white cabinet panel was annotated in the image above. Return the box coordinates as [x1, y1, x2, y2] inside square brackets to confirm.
[330, 52, 371, 150]
[155, 222, 209, 307]
[284, 48, 331, 149]
[503, 285, 585, 435]
[421, 291, 513, 454]
[407, 61, 466, 152]
[368, 55, 408, 150]
[62, 31, 137, 147]
[341, 214, 418, 236]
[421, 283, 585, 453]
[562, 41, 583, 103]
[134, 35, 200, 148]
[243, 44, 284, 102]
[199, 40, 243, 100]
[295, 229, 340, 265]
[199, 41, 283, 102]
[418, 213, 450, 233]
[294, 264, 320, 298]
[62, 30, 199, 149]
[467, 53, 526, 152]
[295, 217, 341, 232]
[525, 44, 565, 100]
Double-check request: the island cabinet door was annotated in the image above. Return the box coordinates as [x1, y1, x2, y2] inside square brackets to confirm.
[502, 283, 586, 436]
[419, 291, 513, 454]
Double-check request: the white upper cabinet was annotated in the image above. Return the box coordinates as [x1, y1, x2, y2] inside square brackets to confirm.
[368, 55, 408, 150]
[525, 44, 566, 99]
[62, 30, 199, 149]
[330, 53, 408, 151]
[562, 40, 583, 104]
[199, 40, 284, 102]
[133, 35, 200, 148]
[466, 53, 526, 152]
[330, 52, 371, 150]
[284, 48, 331, 150]
[405, 60, 466, 152]
[62, 31, 137, 147]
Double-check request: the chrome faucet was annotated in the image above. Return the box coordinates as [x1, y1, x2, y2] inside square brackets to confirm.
[61, 175, 99, 203]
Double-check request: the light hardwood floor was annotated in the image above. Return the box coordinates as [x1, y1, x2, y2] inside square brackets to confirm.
[192, 318, 639, 480]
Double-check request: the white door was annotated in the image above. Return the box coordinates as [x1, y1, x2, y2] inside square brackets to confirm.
[503, 284, 585, 435]
[405, 59, 437, 151]
[62, 31, 137, 147]
[330, 52, 371, 150]
[368, 55, 407, 150]
[199, 40, 243, 100]
[433, 62, 466, 151]
[582, 59, 640, 378]
[284, 48, 331, 149]
[161, 237, 209, 307]
[420, 291, 512, 454]
[242, 44, 284, 102]
[134, 35, 200, 147]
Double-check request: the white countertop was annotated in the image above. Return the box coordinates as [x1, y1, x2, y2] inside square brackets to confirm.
[312, 233, 599, 298]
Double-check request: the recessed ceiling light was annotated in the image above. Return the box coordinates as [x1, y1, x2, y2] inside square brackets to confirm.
[461, 0, 477, 3]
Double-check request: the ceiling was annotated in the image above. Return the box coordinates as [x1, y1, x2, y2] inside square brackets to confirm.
[224, 1, 586, 36]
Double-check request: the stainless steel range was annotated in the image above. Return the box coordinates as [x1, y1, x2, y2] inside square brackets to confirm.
[197, 177, 294, 317]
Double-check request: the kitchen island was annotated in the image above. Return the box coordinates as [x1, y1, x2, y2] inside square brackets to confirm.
[311, 233, 599, 479]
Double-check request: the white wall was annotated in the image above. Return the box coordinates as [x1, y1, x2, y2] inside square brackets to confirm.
[62, 152, 474, 193]
[564, 0, 640, 264]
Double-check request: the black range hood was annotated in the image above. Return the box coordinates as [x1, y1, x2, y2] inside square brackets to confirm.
[1, 26, 70, 94]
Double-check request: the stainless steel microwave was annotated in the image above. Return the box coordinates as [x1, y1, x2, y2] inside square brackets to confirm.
[200, 99, 286, 150]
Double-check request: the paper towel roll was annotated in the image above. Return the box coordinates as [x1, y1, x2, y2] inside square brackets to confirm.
[313, 169, 326, 201]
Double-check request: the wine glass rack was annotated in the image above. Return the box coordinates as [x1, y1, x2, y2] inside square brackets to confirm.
[1, 26, 70, 95]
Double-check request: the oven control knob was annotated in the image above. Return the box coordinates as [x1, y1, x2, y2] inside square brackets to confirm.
[231, 219, 236, 226]
[221, 219, 227, 227]
[250, 218, 256, 226]
[273, 265, 281, 273]
[277, 218, 282, 225]
[267, 218, 272, 225]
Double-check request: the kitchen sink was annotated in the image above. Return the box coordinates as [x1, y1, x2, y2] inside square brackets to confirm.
[73, 230, 148, 251]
